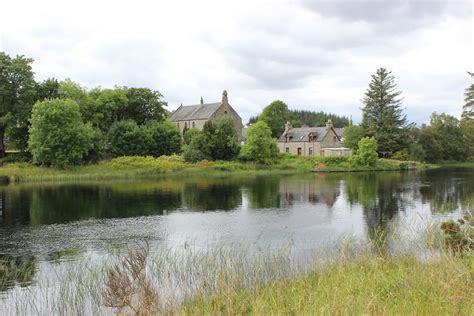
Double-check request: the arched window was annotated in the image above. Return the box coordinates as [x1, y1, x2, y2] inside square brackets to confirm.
[224, 110, 228, 115]
[184, 122, 187, 128]
[177, 122, 180, 128]
[192, 121, 195, 128]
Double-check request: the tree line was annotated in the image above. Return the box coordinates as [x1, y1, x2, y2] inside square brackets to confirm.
[342, 68, 473, 162]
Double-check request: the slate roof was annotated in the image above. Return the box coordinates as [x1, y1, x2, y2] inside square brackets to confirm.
[169, 102, 221, 121]
[278, 127, 345, 142]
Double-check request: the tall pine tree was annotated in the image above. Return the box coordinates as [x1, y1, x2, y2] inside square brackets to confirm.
[462, 72, 473, 121]
[361, 68, 413, 153]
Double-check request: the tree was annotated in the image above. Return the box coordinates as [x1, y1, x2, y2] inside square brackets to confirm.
[290, 110, 349, 128]
[361, 68, 413, 153]
[28, 99, 94, 167]
[462, 72, 473, 121]
[240, 121, 279, 164]
[183, 128, 199, 145]
[418, 113, 468, 162]
[343, 124, 365, 150]
[259, 100, 293, 138]
[208, 117, 240, 161]
[119, 87, 168, 124]
[354, 137, 378, 167]
[183, 131, 211, 162]
[35, 78, 61, 101]
[89, 88, 128, 131]
[107, 120, 145, 157]
[0, 52, 36, 154]
[142, 121, 181, 157]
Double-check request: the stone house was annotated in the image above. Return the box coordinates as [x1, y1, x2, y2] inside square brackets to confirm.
[169, 90, 243, 138]
[277, 120, 352, 157]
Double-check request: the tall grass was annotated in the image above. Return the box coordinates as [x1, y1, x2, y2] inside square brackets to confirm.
[0, 154, 421, 183]
[0, 218, 472, 315]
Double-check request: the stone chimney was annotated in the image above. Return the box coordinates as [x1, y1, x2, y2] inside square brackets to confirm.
[284, 121, 292, 134]
[222, 90, 228, 105]
[200, 96, 204, 104]
[326, 119, 333, 130]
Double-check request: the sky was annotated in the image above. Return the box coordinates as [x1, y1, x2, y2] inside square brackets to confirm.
[0, 0, 472, 125]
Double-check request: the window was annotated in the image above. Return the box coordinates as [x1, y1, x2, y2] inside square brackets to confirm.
[177, 122, 180, 128]
[192, 121, 195, 128]
[297, 147, 302, 156]
[285, 147, 289, 153]
[333, 136, 337, 142]
[224, 110, 228, 115]
[184, 122, 187, 128]
[309, 147, 313, 156]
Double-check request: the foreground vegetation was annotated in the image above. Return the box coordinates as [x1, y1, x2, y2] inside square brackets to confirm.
[1, 215, 472, 315]
[0, 154, 423, 183]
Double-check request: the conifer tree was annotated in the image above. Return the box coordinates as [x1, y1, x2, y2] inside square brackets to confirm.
[361, 68, 413, 152]
[462, 72, 473, 121]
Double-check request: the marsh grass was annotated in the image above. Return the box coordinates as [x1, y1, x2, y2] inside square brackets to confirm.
[0, 154, 421, 183]
[0, 220, 472, 315]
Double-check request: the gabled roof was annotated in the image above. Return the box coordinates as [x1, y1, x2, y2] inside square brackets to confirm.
[169, 102, 221, 121]
[278, 126, 345, 143]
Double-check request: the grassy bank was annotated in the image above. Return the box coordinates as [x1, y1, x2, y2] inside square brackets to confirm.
[0, 154, 426, 183]
[180, 254, 473, 315]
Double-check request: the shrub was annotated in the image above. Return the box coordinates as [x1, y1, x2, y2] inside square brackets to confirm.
[240, 121, 279, 165]
[143, 121, 181, 157]
[28, 98, 94, 167]
[107, 120, 145, 157]
[354, 137, 378, 167]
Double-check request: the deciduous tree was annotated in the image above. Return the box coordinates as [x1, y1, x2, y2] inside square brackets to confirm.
[28, 99, 94, 167]
[240, 121, 278, 164]
[259, 100, 293, 138]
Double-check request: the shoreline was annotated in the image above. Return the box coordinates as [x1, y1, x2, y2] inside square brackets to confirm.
[0, 155, 439, 184]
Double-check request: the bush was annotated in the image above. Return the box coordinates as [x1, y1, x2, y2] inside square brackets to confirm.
[28, 98, 94, 167]
[354, 137, 378, 167]
[107, 120, 145, 157]
[240, 121, 278, 164]
[143, 121, 181, 157]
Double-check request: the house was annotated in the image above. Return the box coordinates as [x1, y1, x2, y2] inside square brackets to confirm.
[277, 120, 352, 157]
[169, 90, 243, 138]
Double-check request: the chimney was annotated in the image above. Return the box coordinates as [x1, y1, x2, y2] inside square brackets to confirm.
[326, 119, 333, 130]
[222, 90, 228, 104]
[200, 96, 204, 104]
[284, 121, 292, 134]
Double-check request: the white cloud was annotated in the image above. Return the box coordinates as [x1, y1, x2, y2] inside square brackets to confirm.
[0, 0, 472, 124]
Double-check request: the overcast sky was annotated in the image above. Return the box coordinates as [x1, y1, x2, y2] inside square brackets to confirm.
[0, 0, 472, 124]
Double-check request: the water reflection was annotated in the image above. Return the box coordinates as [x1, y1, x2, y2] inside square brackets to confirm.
[0, 166, 472, 293]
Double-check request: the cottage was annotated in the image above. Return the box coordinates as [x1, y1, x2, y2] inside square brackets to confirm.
[277, 120, 352, 157]
[169, 90, 243, 138]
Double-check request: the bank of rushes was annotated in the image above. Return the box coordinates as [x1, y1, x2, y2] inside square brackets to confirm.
[0, 154, 426, 183]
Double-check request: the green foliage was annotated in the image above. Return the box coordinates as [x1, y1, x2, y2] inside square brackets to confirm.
[142, 121, 181, 157]
[354, 137, 378, 166]
[106, 120, 145, 157]
[240, 121, 278, 164]
[89, 88, 128, 131]
[35, 78, 61, 101]
[208, 117, 240, 161]
[0, 52, 36, 153]
[183, 128, 199, 145]
[182, 118, 239, 162]
[460, 119, 474, 158]
[259, 100, 293, 138]
[290, 110, 349, 128]
[408, 143, 426, 162]
[462, 72, 473, 120]
[361, 68, 413, 153]
[119, 87, 167, 124]
[418, 113, 469, 162]
[343, 124, 365, 150]
[28, 99, 94, 167]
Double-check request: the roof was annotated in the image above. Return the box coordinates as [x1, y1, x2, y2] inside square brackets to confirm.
[169, 102, 221, 121]
[278, 126, 345, 143]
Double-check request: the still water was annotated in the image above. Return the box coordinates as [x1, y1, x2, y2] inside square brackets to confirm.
[0, 166, 472, 294]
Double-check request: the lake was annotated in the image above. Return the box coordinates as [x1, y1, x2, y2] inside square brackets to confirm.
[0, 166, 472, 312]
